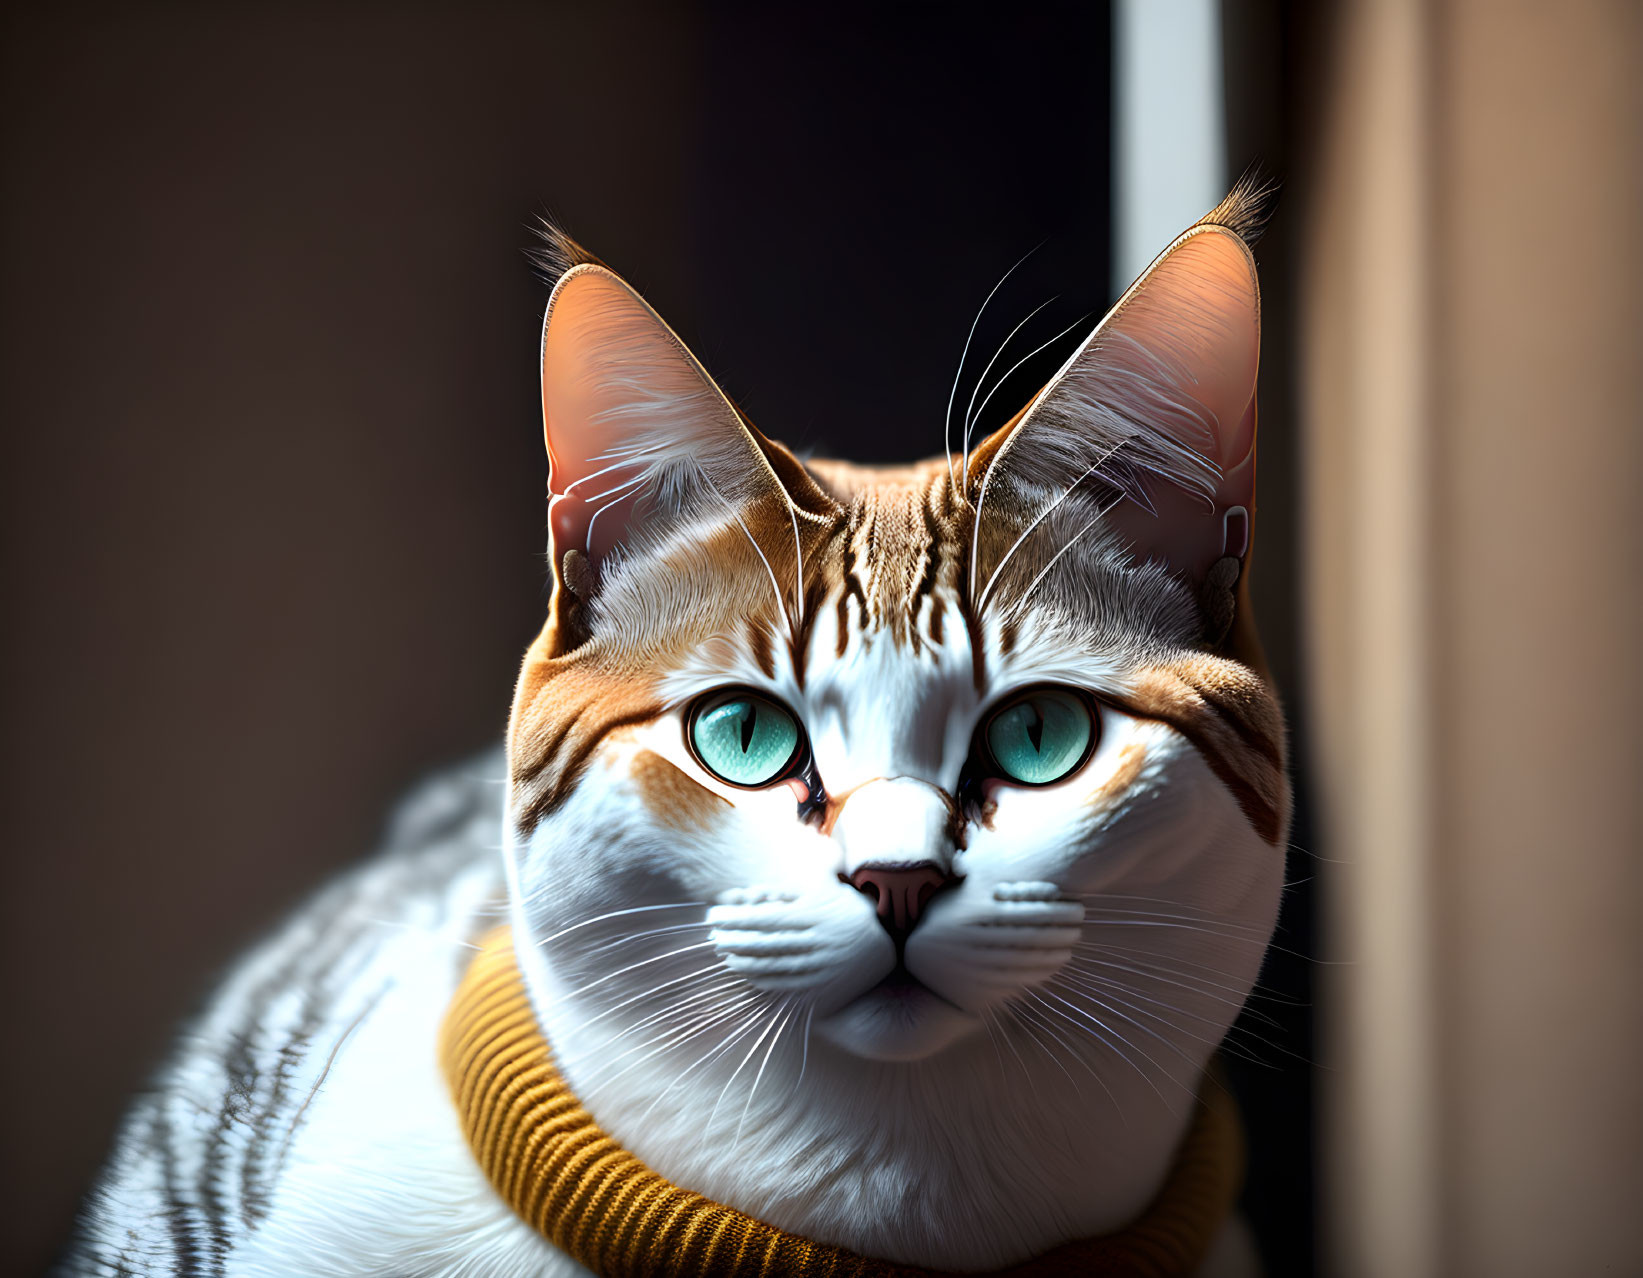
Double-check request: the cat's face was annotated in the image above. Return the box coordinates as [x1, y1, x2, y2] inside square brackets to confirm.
[506, 202, 1286, 1083]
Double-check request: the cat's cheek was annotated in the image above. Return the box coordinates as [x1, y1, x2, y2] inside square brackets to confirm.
[968, 721, 1182, 891]
[711, 887, 895, 1013]
[971, 783, 1100, 885]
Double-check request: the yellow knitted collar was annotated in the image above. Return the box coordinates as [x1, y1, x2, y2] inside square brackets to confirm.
[441, 930, 1244, 1277]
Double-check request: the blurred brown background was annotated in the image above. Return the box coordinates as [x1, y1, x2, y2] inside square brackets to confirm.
[3, 4, 1638, 1277]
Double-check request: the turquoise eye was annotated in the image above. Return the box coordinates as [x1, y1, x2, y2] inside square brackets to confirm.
[689, 693, 803, 788]
[984, 689, 1096, 786]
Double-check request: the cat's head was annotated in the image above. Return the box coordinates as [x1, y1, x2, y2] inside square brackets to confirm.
[505, 188, 1287, 1085]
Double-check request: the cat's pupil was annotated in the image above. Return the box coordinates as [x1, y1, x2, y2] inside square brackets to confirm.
[739, 705, 756, 753]
[1025, 705, 1045, 754]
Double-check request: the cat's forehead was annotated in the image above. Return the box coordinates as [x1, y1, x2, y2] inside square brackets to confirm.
[805, 459, 1191, 677]
[597, 449, 1201, 731]
[813, 458, 967, 657]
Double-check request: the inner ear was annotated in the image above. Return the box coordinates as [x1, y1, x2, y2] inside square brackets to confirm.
[542, 264, 762, 568]
[537, 260, 836, 649]
[967, 216, 1262, 626]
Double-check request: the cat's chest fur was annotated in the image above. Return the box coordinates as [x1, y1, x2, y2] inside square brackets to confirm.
[224, 904, 585, 1278]
[65, 760, 579, 1278]
[66, 760, 1253, 1277]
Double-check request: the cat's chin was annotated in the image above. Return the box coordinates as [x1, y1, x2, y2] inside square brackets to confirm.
[813, 967, 979, 1062]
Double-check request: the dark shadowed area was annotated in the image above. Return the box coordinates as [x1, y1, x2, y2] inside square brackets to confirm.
[0, 5, 1322, 1274]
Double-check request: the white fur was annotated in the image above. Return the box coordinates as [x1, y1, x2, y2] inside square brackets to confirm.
[510, 580, 1282, 1272]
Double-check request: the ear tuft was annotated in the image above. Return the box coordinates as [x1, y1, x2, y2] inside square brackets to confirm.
[525, 218, 607, 290]
[1198, 170, 1279, 250]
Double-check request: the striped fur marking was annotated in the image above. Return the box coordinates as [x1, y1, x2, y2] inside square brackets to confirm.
[1091, 743, 1150, 811]
[1114, 661, 1287, 844]
[630, 749, 732, 832]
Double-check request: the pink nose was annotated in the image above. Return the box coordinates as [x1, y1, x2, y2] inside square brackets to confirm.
[848, 863, 951, 938]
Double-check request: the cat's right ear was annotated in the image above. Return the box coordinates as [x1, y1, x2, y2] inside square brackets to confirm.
[537, 255, 825, 643]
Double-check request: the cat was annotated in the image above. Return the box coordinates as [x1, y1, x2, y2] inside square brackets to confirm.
[62, 181, 1288, 1278]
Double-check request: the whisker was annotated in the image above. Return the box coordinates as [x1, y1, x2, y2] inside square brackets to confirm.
[1081, 918, 1326, 965]
[593, 991, 758, 1075]
[1075, 894, 1338, 964]
[730, 509, 796, 646]
[600, 977, 746, 1047]
[1056, 971, 1286, 1070]
[1062, 964, 1233, 1030]
[1079, 918, 1272, 948]
[1012, 999, 1091, 1101]
[1068, 950, 1268, 1018]
[945, 243, 1042, 497]
[582, 474, 652, 551]
[575, 963, 729, 1030]
[1030, 989, 1176, 1112]
[600, 995, 765, 1099]
[1010, 997, 1131, 1122]
[981, 1008, 1012, 1081]
[1073, 943, 1299, 1018]
[1003, 1001, 1088, 1101]
[961, 295, 1057, 455]
[574, 469, 651, 509]
[560, 449, 658, 496]
[554, 941, 717, 1002]
[785, 499, 806, 628]
[985, 1008, 1036, 1087]
[967, 449, 1003, 598]
[1074, 891, 1272, 924]
[966, 309, 1098, 447]
[796, 1005, 814, 1091]
[691, 462, 799, 647]
[976, 445, 1125, 615]
[1077, 905, 1267, 934]
[529, 901, 707, 946]
[1002, 493, 1124, 617]
[709, 1001, 790, 1135]
[1050, 983, 1248, 1111]
[1057, 969, 1258, 1057]
[1286, 839, 1351, 866]
[735, 999, 797, 1148]
[576, 920, 713, 961]
[1041, 989, 1198, 1103]
[627, 999, 773, 1119]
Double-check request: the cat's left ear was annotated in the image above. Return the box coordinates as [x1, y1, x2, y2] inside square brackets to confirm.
[968, 188, 1264, 637]
[536, 241, 831, 637]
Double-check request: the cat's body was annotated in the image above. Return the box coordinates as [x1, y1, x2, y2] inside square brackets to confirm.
[61, 760, 566, 1277]
[66, 188, 1285, 1278]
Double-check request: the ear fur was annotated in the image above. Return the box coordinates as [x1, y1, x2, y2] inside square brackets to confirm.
[968, 185, 1268, 640]
[535, 236, 833, 650]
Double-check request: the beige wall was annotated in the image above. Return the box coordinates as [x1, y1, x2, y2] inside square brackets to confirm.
[1306, 3, 1643, 1275]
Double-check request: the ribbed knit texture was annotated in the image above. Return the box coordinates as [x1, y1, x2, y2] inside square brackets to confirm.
[441, 930, 1244, 1277]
